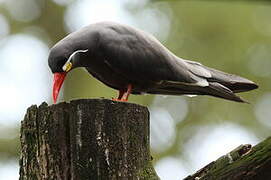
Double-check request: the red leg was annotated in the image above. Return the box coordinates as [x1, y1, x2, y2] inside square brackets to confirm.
[122, 84, 132, 101]
[113, 84, 132, 102]
[118, 90, 125, 100]
[112, 90, 125, 101]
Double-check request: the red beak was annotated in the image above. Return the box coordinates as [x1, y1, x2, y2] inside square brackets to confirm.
[53, 72, 67, 103]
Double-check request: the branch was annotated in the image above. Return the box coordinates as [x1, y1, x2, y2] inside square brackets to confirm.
[185, 137, 271, 180]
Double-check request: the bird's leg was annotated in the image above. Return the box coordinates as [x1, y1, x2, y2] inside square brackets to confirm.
[113, 84, 132, 102]
[122, 84, 132, 101]
[118, 90, 125, 100]
[112, 90, 125, 101]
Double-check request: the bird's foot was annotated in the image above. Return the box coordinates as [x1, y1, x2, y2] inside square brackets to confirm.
[112, 98, 128, 102]
[114, 84, 132, 102]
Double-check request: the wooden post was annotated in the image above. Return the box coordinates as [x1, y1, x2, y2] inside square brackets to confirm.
[19, 99, 159, 180]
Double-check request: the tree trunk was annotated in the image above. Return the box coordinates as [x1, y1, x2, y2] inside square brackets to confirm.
[19, 99, 159, 180]
[184, 137, 271, 180]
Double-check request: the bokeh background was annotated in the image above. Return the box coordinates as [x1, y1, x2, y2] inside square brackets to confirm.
[0, 0, 270, 179]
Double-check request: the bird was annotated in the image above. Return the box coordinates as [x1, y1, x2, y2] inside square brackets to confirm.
[48, 21, 258, 104]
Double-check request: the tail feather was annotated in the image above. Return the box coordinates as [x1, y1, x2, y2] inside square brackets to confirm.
[204, 82, 246, 103]
[183, 60, 258, 93]
[149, 82, 246, 103]
[205, 67, 258, 93]
[147, 60, 258, 103]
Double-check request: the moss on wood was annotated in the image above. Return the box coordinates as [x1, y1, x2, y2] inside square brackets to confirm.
[185, 137, 271, 180]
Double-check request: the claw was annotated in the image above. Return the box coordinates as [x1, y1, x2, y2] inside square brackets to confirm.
[112, 98, 128, 102]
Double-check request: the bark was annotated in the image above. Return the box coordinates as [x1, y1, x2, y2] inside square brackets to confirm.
[19, 99, 159, 180]
[184, 137, 271, 180]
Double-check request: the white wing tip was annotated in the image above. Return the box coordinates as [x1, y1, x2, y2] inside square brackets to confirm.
[195, 79, 209, 87]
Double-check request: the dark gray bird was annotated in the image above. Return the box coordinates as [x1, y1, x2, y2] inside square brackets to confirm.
[48, 21, 258, 103]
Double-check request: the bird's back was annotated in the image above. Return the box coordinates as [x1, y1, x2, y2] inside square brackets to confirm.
[86, 22, 199, 84]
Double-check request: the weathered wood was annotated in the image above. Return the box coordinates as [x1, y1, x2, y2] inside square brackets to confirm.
[19, 99, 159, 180]
[184, 137, 271, 180]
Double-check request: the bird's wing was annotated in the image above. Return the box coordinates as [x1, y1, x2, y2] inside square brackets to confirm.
[98, 27, 209, 86]
[97, 24, 257, 103]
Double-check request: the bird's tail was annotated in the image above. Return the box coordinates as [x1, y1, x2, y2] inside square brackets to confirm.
[201, 82, 247, 103]
[150, 82, 249, 103]
[205, 66, 258, 93]
[149, 62, 258, 103]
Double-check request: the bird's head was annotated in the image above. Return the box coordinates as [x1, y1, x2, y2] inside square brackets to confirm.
[48, 45, 88, 103]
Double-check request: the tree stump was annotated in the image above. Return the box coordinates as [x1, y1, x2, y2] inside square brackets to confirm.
[19, 99, 159, 180]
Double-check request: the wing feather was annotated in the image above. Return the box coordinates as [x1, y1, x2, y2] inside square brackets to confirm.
[98, 24, 205, 86]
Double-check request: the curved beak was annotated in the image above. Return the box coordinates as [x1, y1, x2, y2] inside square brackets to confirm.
[53, 72, 67, 103]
